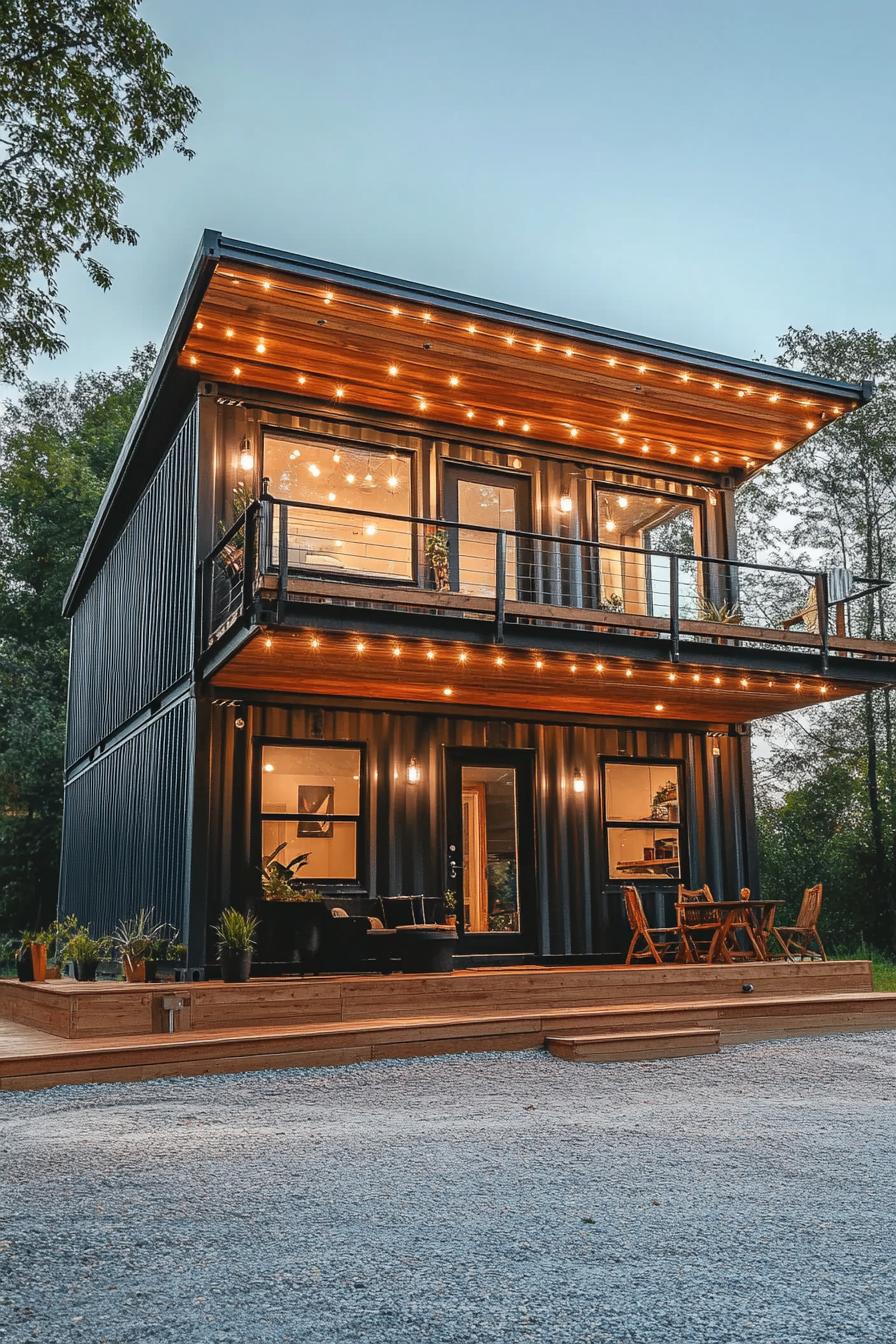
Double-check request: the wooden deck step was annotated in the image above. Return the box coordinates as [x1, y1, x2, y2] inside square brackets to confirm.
[546, 1026, 720, 1063]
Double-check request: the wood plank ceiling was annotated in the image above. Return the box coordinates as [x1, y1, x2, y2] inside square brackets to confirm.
[210, 628, 860, 726]
[179, 262, 859, 477]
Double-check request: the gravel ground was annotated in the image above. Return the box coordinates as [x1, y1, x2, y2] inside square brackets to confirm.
[1, 1033, 895, 1344]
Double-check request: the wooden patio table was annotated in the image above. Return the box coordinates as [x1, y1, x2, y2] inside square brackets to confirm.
[674, 900, 782, 964]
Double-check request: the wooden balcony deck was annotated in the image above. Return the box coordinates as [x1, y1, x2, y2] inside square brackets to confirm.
[3, 961, 895, 1092]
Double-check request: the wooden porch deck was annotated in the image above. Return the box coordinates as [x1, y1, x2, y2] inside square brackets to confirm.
[2, 961, 895, 1091]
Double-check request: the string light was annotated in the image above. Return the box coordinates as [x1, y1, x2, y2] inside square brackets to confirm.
[654, 703, 665, 712]
[426, 649, 436, 660]
[495, 655, 506, 667]
[255, 340, 266, 354]
[195, 320, 204, 330]
[392, 645, 402, 657]
[264, 636, 273, 650]
[189, 355, 197, 365]
[458, 651, 468, 664]
[535, 658, 544, 670]
[233, 366, 241, 377]
[466, 409, 475, 419]
[355, 640, 366, 654]
[625, 668, 633, 678]
[335, 386, 345, 399]
[310, 636, 320, 650]
[442, 686, 453, 696]
[297, 375, 306, 385]
[449, 374, 460, 387]
[225, 327, 234, 338]
[422, 311, 432, 323]
[390, 306, 401, 317]
[595, 661, 605, 672]
[388, 364, 399, 377]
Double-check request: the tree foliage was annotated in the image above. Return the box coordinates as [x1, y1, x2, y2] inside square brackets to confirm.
[0, 346, 153, 932]
[741, 328, 896, 951]
[0, 1, 198, 382]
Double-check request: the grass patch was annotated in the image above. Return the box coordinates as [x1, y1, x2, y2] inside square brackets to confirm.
[837, 945, 896, 992]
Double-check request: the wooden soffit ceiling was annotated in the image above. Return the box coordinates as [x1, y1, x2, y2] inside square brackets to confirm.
[180, 261, 861, 475]
[209, 629, 863, 727]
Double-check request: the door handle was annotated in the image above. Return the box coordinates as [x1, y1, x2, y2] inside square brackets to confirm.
[448, 857, 458, 880]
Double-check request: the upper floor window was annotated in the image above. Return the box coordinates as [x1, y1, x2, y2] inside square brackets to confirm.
[595, 474, 708, 619]
[263, 432, 413, 580]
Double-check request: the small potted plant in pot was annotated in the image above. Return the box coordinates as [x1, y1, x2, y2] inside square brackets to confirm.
[46, 915, 80, 979]
[112, 908, 166, 982]
[63, 930, 112, 982]
[27, 928, 54, 983]
[213, 908, 258, 982]
[424, 527, 451, 592]
[441, 889, 457, 928]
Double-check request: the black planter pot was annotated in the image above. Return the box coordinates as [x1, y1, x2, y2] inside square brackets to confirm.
[15, 946, 34, 982]
[74, 957, 99, 982]
[259, 902, 328, 971]
[219, 949, 252, 982]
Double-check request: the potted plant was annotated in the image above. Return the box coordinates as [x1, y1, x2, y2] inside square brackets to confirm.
[15, 931, 35, 982]
[143, 929, 187, 982]
[259, 847, 328, 970]
[62, 930, 113, 982]
[441, 888, 457, 928]
[46, 915, 80, 979]
[23, 927, 55, 983]
[112, 908, 166, 982]
[213, 908, 258, 982]
[424, 527, 451, 592]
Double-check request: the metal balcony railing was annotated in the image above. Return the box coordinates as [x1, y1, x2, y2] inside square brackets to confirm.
[200, 493, 891, 670]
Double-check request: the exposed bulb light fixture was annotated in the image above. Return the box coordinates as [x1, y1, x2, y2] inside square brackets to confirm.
[572, 769, 585, 794]
[559, 494, 573, 514]
[406, 756, 421, 784]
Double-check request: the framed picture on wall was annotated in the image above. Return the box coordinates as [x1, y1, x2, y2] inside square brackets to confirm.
[297, 785, 334, 838]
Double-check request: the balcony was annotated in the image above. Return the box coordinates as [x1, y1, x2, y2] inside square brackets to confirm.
[199, 495, 896, 723]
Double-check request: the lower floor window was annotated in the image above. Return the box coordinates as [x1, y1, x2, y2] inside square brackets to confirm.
[603, 760, 683, 881]
[260, 743, 362, 882]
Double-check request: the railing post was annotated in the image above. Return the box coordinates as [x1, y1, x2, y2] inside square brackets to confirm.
[277, 502, 289, 619]
[241, 503, 257, 618]
[670, 554, 680, 662]
[494, 529, 507, 643]
[816, 571, 829, 671]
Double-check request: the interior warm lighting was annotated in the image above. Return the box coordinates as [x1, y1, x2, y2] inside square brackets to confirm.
[345, 472, 356, 485]
[569, 427, 578, 438]
[617, 495, 629, 509]
[740, 678, 749, 688]
[805, 420, 815, 430]
[324, 291, 334, 304]
[264, 762, 274, 773]
[641, 444, 650, 454]
[308, 463, 321, 477]
[565, 347, 574, 358]
[820, 684, 829, 695]
[595, 661, 605, 672]
[262, 280, 271, 291]
[505, 334, 515, 346]
[604, 518, 617, 532]
[794, 681, 802, 690]
[467, 323, 477, 335]
[617, 435, 626, 445]
[534, 341, 543, 353]
[497, 417, 506, 428]
[692, 673, 701, 683]
[559, 494, 573, 513]
[569, 662, 577, 673]
[572, 769, 586, 794]
[668, 445, 678, 455]
[406, 756, 421, 784]
[195, 320, 204, 330]
[387, 474, 399, 489]
[769, 392, 780, 403]
[607, 357, 617, 366]
[773, 440, 783, 451]
[712, 380, 721, 390]
[638, 363, 647, 374]
[680, 372, 690, 382]
[418, 399, 428, 411]
[713, 676, 722, 686]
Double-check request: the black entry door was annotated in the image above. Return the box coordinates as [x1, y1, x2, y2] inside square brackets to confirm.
[442, 462, 532, 600]
[444, 748, 538, 955]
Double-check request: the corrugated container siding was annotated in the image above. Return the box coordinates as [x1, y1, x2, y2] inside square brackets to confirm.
[208, 700, 754, 960]
[66, 405, 198, 766]
[58, 698, 195, 937]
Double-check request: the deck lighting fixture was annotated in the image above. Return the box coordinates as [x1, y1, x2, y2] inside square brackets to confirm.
[692, 673, 701, 683]
[406, 756, 421, 784]
[773, 440, 783, 451]
[712, 380, 721, 390]
[794, 681, 802, 691]
[668, 672, 677, 682]
[805, 420, 815, 430]
[418, 399, 428, 411]
[595, 661, 605, 672]
[324, 291, 334, 304]
[387, 474, 399, 489]
[458, 651, 468, 664]
[638, 363, 648, 374]
[617, 436, 626, 446]
[620, 411, 631, 423]
[327, 491, 337, 502]
[604, 518, 617, 532]
[559, 494, 573, 513]
[569, 427, 578, 438]
[740, 678, 750, 688]
[195, 320, 204, 330]
[617, 496, 629, 509]
[467, 323, 477, 335]
[713, 676, 722, 686]
[534, 341, 543, 353]
[641, 444, 650, 454]
[505, 334, 515, 345]
[820, 685, 829, 695]
[565, 347, 574, 358]
[680, 372, 690, 382]
[332, 451, 341, 463]
[569, 662, 577, 673]
[572, 769, 586, 794]
[607, 357, 617, 366]
[769, 393, 780, 403]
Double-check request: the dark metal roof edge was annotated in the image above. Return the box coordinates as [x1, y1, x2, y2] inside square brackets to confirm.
[216, 233, 873, 403]
[62, 230, 221, 615]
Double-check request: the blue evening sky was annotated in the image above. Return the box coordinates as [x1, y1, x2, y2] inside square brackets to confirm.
[23, 0, 896, 385]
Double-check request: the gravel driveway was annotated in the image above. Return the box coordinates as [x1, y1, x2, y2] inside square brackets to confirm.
[1, 1032, 895, 1344]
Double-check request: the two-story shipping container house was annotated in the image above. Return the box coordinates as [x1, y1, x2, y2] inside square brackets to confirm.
[58, 232, 896, 970]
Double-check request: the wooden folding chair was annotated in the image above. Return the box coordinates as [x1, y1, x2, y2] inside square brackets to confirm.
[770, 883, 826, 960]
[676, 883, 721, 962]
[622, 885, 679, 965]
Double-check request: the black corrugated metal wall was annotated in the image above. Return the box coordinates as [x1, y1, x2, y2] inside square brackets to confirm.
[206, 698, 756, 960]
[58, 404, 200, 939]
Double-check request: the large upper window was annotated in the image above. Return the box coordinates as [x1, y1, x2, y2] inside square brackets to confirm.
[260, 743, 362, 883]
[595, 476, 705, 619]
[603, 760, 682, 882]
[264, 433, 413, 580]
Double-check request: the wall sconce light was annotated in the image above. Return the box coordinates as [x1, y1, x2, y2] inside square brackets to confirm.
[239, 439, 254, 473]
[406, 755, 421, 784]
[572, 768, 585, 794]
[559, 493, 573, 514]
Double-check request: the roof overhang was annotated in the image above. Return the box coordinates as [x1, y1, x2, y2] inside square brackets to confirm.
[63, 230, 873, 615]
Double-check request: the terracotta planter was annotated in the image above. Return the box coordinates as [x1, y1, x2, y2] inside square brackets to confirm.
[29, 943, 47, 983]
[122, 955, 147, 983]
